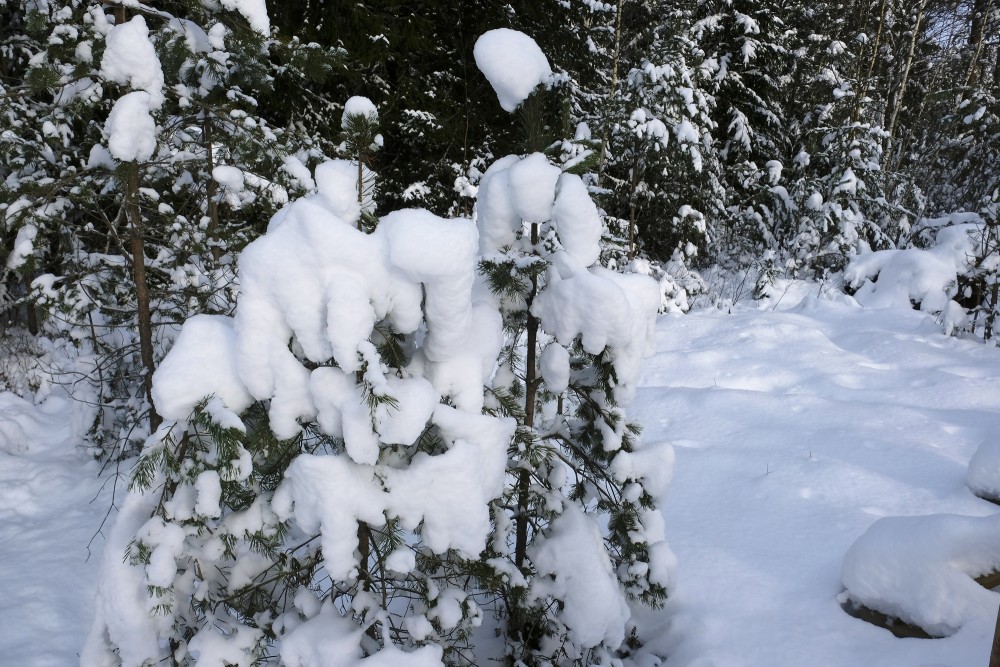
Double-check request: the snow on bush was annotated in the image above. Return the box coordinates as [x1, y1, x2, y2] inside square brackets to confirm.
[473, 29, 552, 112]
[842, 513, 1000, 636]
[844, 214, 986, 335]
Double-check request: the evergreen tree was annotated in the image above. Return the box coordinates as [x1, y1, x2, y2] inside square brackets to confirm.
[1, 0, 338, 454]
[83, 27, 673, 667]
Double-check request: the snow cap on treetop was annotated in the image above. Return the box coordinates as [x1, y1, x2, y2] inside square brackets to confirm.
[342, 96, 378, 127]
[473, 29, 552, 112]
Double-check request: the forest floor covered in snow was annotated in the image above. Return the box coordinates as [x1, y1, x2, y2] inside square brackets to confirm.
[2, 283, 1000, 666]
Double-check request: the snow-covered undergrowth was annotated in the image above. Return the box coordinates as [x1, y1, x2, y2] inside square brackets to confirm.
[4, 286, 1000, 665]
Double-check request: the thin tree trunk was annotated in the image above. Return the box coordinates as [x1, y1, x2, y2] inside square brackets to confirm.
[885, 0, 928, 166]
[853, 0, 889, 123]
[515, 222, 540, 569]
[357, 157, 364, 231]
[203, 114, 222, 263]
[597, 0, 625, 184]
[126, 161, 161, 433]
[965, 0, 992, 86]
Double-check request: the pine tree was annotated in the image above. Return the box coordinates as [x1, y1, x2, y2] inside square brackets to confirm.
[1, 0, 339, 455]
[84, 28, 673, 667]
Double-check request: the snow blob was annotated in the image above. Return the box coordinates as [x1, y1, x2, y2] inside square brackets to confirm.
[342, 95, 378, 127]
[473, 29, 552, 112]
[104, 91, 157, 162]
[100, 15, 165, 108]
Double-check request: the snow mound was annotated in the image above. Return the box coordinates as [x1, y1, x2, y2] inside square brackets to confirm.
[968, 441, 1000, 501]
[845, 223, 978, 334]
[473, 29, 551, 112]
[842, 513, 1000, 636]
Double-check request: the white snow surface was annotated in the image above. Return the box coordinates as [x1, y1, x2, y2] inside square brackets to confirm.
[9, 283, 1000, 665]
[0, 393, 112, 666]
[630, 287, 1000, 667]
[473, 29, 552, 112]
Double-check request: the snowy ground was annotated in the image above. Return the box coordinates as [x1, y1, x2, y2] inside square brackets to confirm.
[633, 288, 1000, 666]
[0, 392, 112, 666]
[3, 288, 1000, 665]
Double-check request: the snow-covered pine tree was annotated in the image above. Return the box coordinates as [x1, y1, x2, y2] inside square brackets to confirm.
[83, 130, 519, 664]
[84, 26, 672, 667]
[473, 28, 674, 665]
[602, 0, 720, 263]
[766, 0, 904, 279]
[690, 0, 795, 265]
[1, 0, 338, 455]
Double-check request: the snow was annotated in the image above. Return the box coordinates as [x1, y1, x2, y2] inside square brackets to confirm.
[842, 513, 1000, 637]
[151, 314, 253, 423]
[8, 282, 1000, 665]
[630, 291, 1000, 667]
[845, 223, 978, 333]
[314, 159, 363, 226]
[218, 0, 271, 35]
[273, 405, 514, 580]
[551, 172, 602, 267]
[540, 342, 570, 394]
[104, 91, 156, 162]
[236, 194, 487, 438]
[506, 152, 561, 223]
[5, 222, 37, 271]
[530, 506, 631, 649]
[968, 440, 1000, 500]
[213, 165, 246, 193]
[280, 604, 444, 667]
[0, 393, 109, 667]
[100, 16, 164, 108]
[343, 96, 378, 127]
[473, 29, 552, 112]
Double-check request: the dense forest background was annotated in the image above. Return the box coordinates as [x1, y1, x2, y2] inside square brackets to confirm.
[0, 0, 996, 458]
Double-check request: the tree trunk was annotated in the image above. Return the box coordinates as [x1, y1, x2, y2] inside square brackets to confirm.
[853, 0, 889, 123]
[515, 222, 540, 569]
[126, 161, 161, 433]
[204, 114, 222, 263]
[885, 0, 928, 166]
[965, 0, 992, 86]
[597, 0, 625, 184]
